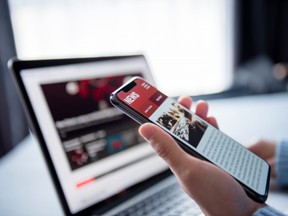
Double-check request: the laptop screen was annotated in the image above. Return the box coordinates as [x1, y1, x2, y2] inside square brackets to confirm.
[17, 56, 168, 214]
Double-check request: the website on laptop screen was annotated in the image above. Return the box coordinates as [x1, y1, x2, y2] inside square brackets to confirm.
[20, 58, 167, 213]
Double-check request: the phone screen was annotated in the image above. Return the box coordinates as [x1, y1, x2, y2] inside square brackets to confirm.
[113, 77, 270, 201]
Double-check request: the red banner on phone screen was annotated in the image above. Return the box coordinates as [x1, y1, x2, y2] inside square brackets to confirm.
[117, 79, 167, 118]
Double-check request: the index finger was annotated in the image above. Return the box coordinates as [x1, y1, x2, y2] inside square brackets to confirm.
[178, 96, 192, 110]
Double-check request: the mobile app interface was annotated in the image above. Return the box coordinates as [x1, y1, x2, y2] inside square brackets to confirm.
[117, 78, 269, 196]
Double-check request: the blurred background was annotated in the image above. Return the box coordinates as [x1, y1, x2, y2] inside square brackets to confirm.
[1, 0, 288, 157]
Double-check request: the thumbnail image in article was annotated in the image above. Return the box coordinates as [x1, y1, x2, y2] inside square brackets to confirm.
[41, 74, 144, 171]
[156, 102, 208, 148]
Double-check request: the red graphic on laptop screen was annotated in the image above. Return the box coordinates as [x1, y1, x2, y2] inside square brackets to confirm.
[41, 74, 144, 171]
[117, 79, 167, 118]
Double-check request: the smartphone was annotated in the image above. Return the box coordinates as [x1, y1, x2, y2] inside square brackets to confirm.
[110, 76, 270, 203]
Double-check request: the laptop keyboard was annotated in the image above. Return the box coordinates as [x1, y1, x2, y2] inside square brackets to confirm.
[117, 182, 203, 216]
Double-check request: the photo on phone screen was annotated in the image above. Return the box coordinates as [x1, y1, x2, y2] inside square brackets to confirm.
[110, 77, 270, 203]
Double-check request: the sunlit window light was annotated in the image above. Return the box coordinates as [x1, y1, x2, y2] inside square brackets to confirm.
[9, 0, 234, 96]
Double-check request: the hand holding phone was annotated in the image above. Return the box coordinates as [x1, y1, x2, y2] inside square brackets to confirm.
[139, 122, 267, 216]
[110, 77, 270, 204]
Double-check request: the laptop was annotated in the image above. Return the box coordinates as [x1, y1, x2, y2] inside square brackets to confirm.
[9, 55, 203, 216]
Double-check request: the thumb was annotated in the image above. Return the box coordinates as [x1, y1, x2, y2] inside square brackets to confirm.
[139, 123, 195, 174]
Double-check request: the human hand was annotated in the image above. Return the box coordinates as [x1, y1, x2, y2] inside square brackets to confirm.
[139, 96, 265, 216]
[248, 139, 277, 178]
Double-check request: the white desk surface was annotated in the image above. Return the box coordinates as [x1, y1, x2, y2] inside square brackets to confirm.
[1, 92, 288, 216]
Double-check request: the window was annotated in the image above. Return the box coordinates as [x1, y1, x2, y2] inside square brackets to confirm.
[9, 0, 233, 96]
